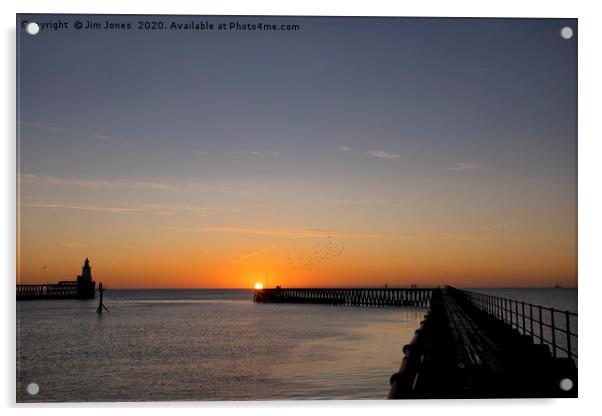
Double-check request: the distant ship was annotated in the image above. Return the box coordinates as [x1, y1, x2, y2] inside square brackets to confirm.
[554, 283, 562, 289]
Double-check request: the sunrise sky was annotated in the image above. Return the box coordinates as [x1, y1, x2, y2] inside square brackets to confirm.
[17, 16, 577, 288]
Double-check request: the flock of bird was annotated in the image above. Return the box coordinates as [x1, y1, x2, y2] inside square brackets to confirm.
[286, 237, 345, 270]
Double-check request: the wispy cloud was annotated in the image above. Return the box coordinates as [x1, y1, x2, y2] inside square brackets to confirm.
[18, 174, 229, 191]
[165, 227, 338, 238]
[340, 146, 400, 160]
[366, 150, 400, 159]
[92, 133, 113, 141]
[239, 246, 274, 260]
[248, 150, 280, 156]
[232, 150, 280, 157]
[25, 202, 144, 213]
[20, 121, 116, 141]
[161, 226, 560, 242]
[23, 200, 228, 216]
[327, 198, 383, 206]
[442, 219, 521, 239]
[490, 220, 518, 230]
[137, 203, 226, 213]
[446, 162, 481, 172]
[21, 121, 65, 133]
[62, 242, 83, 248]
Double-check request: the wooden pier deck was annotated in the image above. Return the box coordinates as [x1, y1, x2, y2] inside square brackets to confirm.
[388, 288, 577, 398]
[253, 286, 577, 398]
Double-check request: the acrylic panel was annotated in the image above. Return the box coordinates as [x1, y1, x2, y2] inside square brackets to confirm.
[16, 14, 577, 402]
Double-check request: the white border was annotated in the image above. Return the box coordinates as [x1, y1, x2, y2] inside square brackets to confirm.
[3, 1, 602, 415]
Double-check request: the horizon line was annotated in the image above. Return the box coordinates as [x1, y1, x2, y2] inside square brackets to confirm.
[16, 285, 574, 290]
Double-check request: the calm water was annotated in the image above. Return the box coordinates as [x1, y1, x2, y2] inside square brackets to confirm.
[16, 288, 577, 402]
[17, 289, 425, 402]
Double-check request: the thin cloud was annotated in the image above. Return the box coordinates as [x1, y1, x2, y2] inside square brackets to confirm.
[239, 246, 274, 260]
[247, 151, 280, 156]
[162, 226, 562, 242]
[443, 220, 521, 239]
[18, 174, 229, 191]
[327, 198, 382, 206]
[137, 203, 227, 213]
[367, 150, 400, 159]
[340, 146, 351, 151]
[490, 220, 518, 230]
[187, 227, 337, 238]
[22, 201, 228, 216]
[447, 162, 481, 172]
[20, 121, 65, 133]
[21, 121, 114, 142]
[232, 150, 279, 156]
[92, 133, 113, 141]
[25, 202, 144, 213]
[62, 242, 82, 248]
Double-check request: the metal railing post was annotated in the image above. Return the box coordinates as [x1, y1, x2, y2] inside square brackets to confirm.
[550, 308, 556, 358]
[565, 310, 572, 360]
[521, 302, 526, 334]
[449, 288, 577, 362]
[529, 303, 534, 336]
[538, 305, 543, 343]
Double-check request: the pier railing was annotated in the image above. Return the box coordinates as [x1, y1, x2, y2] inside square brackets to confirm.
[254, 287, 432, 308]
[16, 280, 96, 300]
[447, 287, 578, 362]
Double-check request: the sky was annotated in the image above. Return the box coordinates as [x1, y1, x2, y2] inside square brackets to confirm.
[17, 15, 577, 288]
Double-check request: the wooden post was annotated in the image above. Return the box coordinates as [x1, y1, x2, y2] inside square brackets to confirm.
[96, 283, 109, 314]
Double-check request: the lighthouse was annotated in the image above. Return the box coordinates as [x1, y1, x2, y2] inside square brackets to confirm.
[79, 258, 92, 281]
[76, 258, 96, 298]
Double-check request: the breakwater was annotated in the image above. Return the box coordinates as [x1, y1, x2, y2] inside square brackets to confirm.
[254, 287, 432, 308]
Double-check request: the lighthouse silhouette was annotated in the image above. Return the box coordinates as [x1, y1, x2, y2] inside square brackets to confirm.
[76, 258, 96, 298]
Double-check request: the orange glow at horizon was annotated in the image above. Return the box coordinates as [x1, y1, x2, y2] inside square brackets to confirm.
[16, 161, 577, 290]
[17, 222, 577, 289]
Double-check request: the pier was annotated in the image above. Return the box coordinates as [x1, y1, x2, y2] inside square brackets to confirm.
[253, 285, 577, 398]
[16, 258, 96, 300]
[254, 287, 432, 307]
[16, 281, 89, 300]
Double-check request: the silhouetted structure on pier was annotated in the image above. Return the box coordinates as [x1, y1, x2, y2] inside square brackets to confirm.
[253, 285, 577, 398]
[254, 287, 432, 307]
[17, 258, 96, 300]
[96, 282, 109, 314]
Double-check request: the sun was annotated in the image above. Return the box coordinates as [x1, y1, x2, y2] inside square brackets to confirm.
[254, 282, 264, 290]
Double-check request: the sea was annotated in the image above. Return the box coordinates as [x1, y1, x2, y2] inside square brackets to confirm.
[16, 288, 577, 402]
